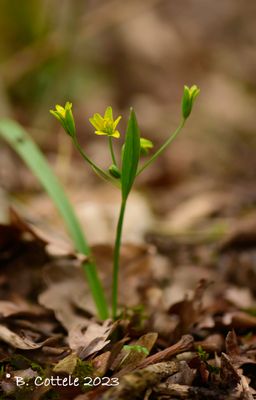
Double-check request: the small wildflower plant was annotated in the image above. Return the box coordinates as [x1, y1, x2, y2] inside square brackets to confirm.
[50, 86, 200, 319]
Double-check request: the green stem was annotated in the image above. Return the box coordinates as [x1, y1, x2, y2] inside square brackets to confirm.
[112, 198, 127, 319]
[108, 136, 117, 166]
[72, 136, 115, 184]
[137, 119, 186, 176]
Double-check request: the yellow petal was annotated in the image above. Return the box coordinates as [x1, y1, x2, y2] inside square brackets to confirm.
[95, 130, 108, 136]
[113, 116, 122, 130]
[112, 130, 120, 138]
[55, 105, 66, 117]
[104, 106, 113, 120]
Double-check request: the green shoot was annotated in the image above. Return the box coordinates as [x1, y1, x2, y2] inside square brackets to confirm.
[111, 109, 141, 318]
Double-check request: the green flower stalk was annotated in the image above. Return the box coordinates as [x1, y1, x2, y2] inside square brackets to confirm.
[50, 85, 200, 320]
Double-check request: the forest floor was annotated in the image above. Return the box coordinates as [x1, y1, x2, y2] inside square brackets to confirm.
[0, 171, 256, 400]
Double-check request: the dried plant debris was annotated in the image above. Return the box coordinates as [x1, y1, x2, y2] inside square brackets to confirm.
[100, 361, 181, 400]
[1, 185, 256, 399]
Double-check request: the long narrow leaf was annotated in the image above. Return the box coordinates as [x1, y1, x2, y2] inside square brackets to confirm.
[121, 109, 140, 200]
[0, 119, 108, 319]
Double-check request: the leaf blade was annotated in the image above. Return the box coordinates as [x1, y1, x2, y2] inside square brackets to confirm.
[121, 109, 140, 200]
[0, 119, 109, 319]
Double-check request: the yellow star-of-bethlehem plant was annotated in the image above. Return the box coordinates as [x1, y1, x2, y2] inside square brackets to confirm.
[89, 106, 122, 138]
[48, 85, 200, 320]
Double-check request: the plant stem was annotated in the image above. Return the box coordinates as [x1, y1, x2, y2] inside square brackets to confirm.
[72, 136, 115, 184]
[137, 119, 186, 176]
[108, 136, 117, 166]
[112, 198, 127, 319]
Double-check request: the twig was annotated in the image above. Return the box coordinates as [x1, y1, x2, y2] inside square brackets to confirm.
[101, 361, 180, 400]
[137, 335, 194, 369]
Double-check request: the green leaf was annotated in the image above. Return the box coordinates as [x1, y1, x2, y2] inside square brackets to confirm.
[0, 119, 109, 320]
[121, 109, 140, 200]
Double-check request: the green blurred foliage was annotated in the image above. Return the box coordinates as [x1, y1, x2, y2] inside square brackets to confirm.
[0, 0, 46, 54]
[0, 0, 110, 125]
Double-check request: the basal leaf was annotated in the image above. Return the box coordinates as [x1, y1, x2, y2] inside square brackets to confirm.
[0, 119, 108, 319]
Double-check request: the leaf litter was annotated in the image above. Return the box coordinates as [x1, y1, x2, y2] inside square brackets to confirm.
[0, 183, 256, 399]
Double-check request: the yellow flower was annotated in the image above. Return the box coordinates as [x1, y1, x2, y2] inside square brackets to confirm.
[50, 102, 75, 137]
[89, 106, 121, 138]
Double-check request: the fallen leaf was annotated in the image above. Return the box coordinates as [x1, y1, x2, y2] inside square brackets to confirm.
[92, 351, 111, 376]
[220, 353, 241, 389]
[38, 263, 96, 330]
[165, 360, 195, 385]
[71, 319, 116, 358]
[0, 324, 57, 350]
[112, 332, 158, 371]
[53, 353, 80, 374]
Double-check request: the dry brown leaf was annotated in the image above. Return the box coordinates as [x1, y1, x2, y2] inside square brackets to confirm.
[69, 319, 116, 358]
[112, 332, 158, 371]
[220, 353, 241, 389]
[0, 299, 47, 318]
[53, 353, 79, 374]
[225, 331, 256, 369]
[38, 263, 96, 330]
[10, 207, 85, 259]
[0, 324, 56, 350]
[168, 279, 210, 337]
[92, 351, 111, 376]
[165, 360, 195, 385]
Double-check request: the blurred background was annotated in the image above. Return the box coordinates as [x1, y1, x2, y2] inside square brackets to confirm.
[0, 0, 256, 242]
